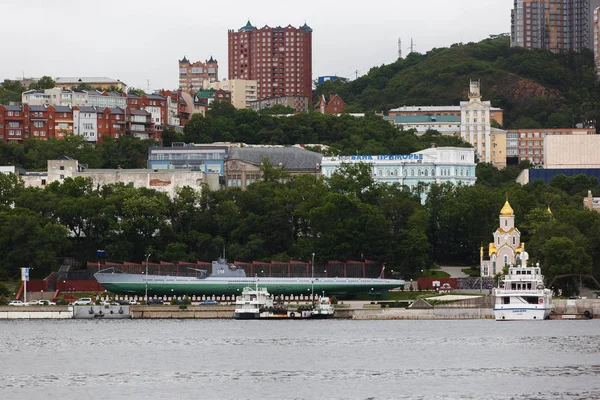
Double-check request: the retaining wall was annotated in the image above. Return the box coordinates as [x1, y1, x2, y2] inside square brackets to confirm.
[0, 306, 73, 319]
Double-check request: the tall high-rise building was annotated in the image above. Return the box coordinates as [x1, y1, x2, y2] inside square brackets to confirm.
[511, 0, 600, 52]
[178, 57, 218, 93]
[594, 6, 600, 71]
[227, 20, 313, 101]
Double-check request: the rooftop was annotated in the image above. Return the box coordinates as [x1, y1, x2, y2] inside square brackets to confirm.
[56, 77, 124, 85]
[229, 147, 322, 170]
[385, 115, 461, 123]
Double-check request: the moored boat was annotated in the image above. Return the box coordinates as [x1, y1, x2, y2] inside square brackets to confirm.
[494, 263, 553, 321]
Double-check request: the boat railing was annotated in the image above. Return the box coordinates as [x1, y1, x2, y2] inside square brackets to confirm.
[96, 267, 125, 274]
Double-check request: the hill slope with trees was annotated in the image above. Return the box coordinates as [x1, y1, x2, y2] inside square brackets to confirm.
[316, 34, 600, 129]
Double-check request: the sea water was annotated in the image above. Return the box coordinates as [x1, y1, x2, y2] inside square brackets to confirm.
[0, 319, 599, 400]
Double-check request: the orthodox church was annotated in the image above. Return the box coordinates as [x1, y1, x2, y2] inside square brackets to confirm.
[480, 199, 524, 277]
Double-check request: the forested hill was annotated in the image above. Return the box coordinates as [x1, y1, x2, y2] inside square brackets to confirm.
[316, 35, 600, 129]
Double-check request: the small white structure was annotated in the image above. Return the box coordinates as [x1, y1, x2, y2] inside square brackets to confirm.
[20, 157, 221, 198]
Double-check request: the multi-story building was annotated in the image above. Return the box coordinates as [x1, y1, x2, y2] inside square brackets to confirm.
[228, 21, 313, 101]
[73, 106, 99, 142]
[315, 94, 346, 114]
[178, 56, 218, 92]
[21, 158, 221, 198]
[511, 0, 600, 53]
[27, 105, 50, 140]
[388, 104, 503, 127]
[159, 90, 187, 127]
[52, 105, 74, 137]
[55, 77, 127, 91]
[147, 144, 230, 174]
[22, 88, 127, 109]
[384, 115, 462, 135]
[97, 108, 127, 141]
[248, 95, 309, 112]
[594, 6, 600, 72]
[225, 146, 322, 189]
[321, 146, 477, 201]
[459, 80, 496, 163]
[127, 109, 155, 140]
[388, 81, 504, 166]
[202, 79, 257, 109]
[127, 93, 168, 134]
[507, 127, 595, 165]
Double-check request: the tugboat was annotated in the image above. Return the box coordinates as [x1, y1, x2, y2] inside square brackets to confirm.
[494, 261, 553, 321]
[310, 296, 335, 319]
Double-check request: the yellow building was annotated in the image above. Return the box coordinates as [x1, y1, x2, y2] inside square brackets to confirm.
[203, 79, 257, 109]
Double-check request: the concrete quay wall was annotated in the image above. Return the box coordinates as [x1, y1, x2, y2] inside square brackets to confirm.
[0, 306, 73, 319]
[552, 299, 600, 316]
[340, 307, 494, 320]
[131, 305, 235, 319]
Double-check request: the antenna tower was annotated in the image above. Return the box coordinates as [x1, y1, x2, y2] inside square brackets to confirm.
[398, 38, 402, 58]
[408, 38, 416, 54]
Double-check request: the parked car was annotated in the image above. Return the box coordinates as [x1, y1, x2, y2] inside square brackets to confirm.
[72, 298, 93, 305]
[115, 299, 130, 305]
[26, 300, 40, 306]
[147, 299, 164, 305]
[37, 300, 56, 306]
[100, 300, 118, 306]
[8, 300, 25, 306]
[199, 300, 218, 305]
[128, 300, 138, 305]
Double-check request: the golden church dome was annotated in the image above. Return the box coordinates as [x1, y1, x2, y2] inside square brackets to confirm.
[500, 200, 514, 216]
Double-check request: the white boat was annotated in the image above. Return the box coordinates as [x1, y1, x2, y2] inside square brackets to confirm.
[311, 296, 335, 319]
[233, 285, 335, 320]
[494, 263, 553, 321]
[233, 286, 277, 319]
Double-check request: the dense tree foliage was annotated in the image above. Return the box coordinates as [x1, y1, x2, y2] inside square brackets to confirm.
[316, 35, 600, 130]
[0, 135, 156, 170]
[162, 104, 472, 156]
[0, 161, 598, 296]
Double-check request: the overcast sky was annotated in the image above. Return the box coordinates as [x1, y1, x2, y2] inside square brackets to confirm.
[1, 0, 512, 91]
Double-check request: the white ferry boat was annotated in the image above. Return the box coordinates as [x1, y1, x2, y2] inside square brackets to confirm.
[494, 263, 553, 321]
[233, 286, 335, 319]
[233, 286, 278, 319]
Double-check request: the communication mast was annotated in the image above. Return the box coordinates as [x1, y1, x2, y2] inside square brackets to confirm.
[398, 37, 402, 59]
[408, 38, 416, 54]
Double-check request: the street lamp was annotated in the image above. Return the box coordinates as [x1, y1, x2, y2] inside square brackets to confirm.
[311, 253, 315, 304]
[145, 253, 151, 301]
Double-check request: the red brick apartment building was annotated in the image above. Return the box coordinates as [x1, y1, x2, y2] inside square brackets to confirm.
[228, 21, 312, 101]
[178, 56, 219, 93]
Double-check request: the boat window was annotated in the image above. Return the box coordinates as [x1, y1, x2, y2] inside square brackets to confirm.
[524, 297, 538, 304]
[502, 297, 510, 304]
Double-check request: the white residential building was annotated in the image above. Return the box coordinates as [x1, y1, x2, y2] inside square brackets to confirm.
[460, 80, 493, 163]
[73, 107, 99, 142]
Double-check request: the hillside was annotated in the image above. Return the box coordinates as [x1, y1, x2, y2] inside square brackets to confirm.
[316, 35, 600, 129]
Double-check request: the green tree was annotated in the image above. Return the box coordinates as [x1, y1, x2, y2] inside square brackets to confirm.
[37, 76, 56, 89]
